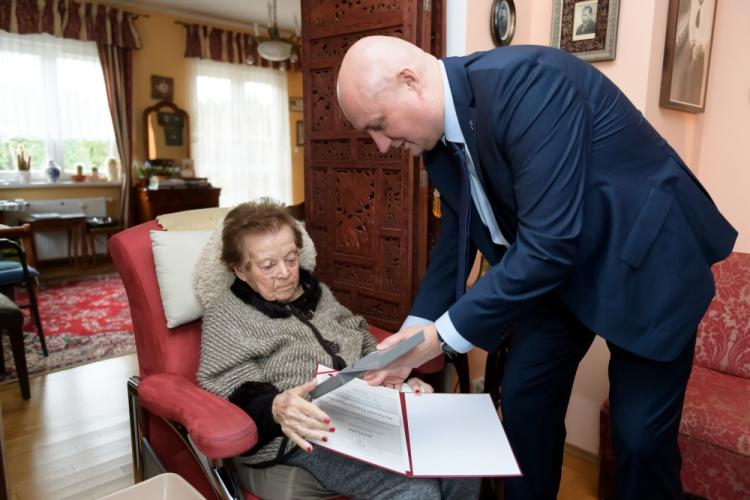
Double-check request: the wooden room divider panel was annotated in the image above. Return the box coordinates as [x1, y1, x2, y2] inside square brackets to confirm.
[301, 0, 442, 331]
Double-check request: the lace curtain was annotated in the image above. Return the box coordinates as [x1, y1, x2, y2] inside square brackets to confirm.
[189, 58, 292, 207]
[0, 31, 116, 176]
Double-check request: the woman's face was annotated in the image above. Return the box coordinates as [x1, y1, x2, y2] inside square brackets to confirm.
[233, 224, 301, 302]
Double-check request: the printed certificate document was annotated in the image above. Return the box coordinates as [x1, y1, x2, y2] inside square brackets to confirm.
[311, 367, 521, 477]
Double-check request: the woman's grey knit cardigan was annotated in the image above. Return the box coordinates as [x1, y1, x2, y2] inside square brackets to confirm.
[197, 280, 377, 466]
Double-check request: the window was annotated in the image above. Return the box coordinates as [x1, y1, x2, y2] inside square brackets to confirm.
[0, 32, 117, 179]
[189, 59, 292, 206]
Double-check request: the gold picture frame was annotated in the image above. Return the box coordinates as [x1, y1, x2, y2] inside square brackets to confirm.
[289, 97, 303, 113]
[551, 0, 620, 62]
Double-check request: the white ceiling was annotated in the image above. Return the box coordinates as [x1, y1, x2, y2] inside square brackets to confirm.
[120, 0, 301, 32]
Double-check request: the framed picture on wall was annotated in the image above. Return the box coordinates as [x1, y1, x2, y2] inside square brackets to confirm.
[660, 0, 717, 113]
[296, 121, 304, 146]
[289, 97, 303, 112]
[151, 75, 174, 101]
[490, 0, 516, 47]
[551, 0, 620, 62]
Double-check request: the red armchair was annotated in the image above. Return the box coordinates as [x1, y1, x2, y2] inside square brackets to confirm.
[110, 215, 443, 499]
[598, 251, 750, 499]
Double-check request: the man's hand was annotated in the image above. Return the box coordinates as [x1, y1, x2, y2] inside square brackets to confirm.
[364, 323, 442, 386]
[271, 379, 333, 452]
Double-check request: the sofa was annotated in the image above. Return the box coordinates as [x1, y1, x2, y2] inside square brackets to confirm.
[598, 251, 750, 499]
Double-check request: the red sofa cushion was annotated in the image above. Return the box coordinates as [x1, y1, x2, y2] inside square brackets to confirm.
[694, 252, 750, 378]
[680, 364, 750, 457]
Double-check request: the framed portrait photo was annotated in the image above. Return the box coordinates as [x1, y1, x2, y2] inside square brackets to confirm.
[551, 0, 620, 62]
[151, 75, 174, 102]
[660, 0, 717, 113]
[490, 0, 516, 47]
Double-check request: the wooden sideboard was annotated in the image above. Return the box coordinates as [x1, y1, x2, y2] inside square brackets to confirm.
[135, 186, 221, 223]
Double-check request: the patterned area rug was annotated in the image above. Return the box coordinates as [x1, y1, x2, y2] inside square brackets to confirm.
[1, 274, 135, 383]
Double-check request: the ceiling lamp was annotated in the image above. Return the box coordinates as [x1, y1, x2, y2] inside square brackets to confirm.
[254, 0, 299, 65]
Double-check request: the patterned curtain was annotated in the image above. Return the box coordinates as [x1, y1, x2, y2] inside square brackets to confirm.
[182, 22, 300, 72]
[0, 0, 141, 227]
[0, 0, 141, 49]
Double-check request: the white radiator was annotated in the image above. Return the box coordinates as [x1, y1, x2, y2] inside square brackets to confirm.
[23, 197, 109, 261]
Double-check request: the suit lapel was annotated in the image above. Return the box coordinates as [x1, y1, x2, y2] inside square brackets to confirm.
[442, 57, 484, 187]
[442, 56, 515, 248]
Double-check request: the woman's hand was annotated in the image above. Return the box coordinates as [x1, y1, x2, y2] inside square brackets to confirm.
[405, 377, 434, 394]
[271, 379, 334, 452]
[381, 376, 434, 394]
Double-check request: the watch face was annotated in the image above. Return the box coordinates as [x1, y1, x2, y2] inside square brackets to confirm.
[491, 0, 516, 47]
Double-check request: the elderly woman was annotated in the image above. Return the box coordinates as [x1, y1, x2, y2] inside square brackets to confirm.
[198, 200, 480, 500]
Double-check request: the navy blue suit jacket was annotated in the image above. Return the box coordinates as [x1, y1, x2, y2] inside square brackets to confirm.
[411, 46, 736, 362]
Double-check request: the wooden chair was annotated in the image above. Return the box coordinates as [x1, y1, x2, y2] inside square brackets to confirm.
[0, 224, 48, 357]
[0, 293, 30, 400]
[85, 217, 122, 265]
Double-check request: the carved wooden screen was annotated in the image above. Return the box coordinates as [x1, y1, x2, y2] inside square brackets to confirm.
[301, 0, 435, 331]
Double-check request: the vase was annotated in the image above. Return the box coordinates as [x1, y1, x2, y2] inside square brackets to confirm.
[17, 170, 31, 184]
[46, 160, 62, 182]
[107, 158, 120, 182]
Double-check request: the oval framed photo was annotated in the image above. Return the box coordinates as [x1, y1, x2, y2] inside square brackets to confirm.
[491, 0, 516, 47]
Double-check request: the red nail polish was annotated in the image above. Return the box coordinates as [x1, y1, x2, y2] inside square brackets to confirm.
[324, 417, 331, 423]
[415, 389, 421, 393]
[307, 446, 313, 453]
[322, 436, 328, 442]
[329, 426, 336, 432]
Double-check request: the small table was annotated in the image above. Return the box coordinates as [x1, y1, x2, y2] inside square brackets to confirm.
[19, 213, 89, 268]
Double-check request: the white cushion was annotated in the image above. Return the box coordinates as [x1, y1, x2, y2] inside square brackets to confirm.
[150, 230, 212, 328]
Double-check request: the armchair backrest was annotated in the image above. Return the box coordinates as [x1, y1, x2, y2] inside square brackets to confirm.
[109, 220, 202, 381]
[694, 251, 750, 379]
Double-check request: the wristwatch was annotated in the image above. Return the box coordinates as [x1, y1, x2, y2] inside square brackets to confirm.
[436, 331, 457, 356]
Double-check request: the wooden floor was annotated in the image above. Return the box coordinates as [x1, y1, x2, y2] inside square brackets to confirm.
[0, 354, 138, 499]
[560, 452, 599, 500]
[35, 260, 116, 284]
[0, 350, 599, 500]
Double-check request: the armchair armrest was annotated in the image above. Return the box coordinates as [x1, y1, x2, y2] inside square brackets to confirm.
[138, 373, 258, 458]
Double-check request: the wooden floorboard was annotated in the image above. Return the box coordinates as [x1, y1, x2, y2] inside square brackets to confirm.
[0, 343, 601, 499]
[1, 354, 138, 500]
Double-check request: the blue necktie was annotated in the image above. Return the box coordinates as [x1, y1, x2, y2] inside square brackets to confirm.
[446, 141, 471, 300]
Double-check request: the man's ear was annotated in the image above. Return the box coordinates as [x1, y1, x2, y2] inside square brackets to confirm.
[396, 67, 421, 92]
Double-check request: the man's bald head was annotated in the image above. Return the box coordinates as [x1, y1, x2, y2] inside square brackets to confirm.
[338, 36, 426, 108]
[336, 36, 444, 156]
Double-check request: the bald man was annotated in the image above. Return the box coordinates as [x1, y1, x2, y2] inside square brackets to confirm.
[337, 36, 736, 499]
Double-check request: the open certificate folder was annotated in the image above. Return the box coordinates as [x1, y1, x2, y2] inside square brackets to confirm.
[311, 366, 522, 477]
